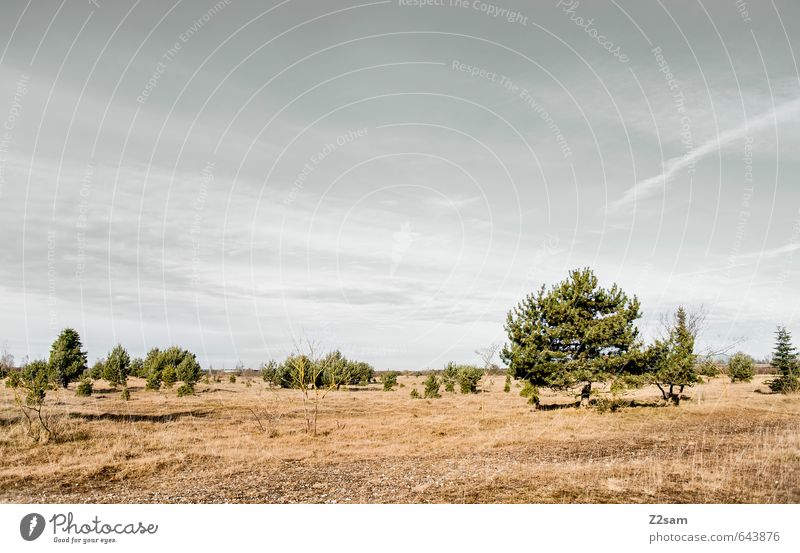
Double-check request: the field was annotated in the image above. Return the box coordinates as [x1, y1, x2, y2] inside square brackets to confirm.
[1, 374, 799, 504]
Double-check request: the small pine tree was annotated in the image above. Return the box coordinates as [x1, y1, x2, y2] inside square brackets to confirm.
[381, 371, 398, 391]
[503, 374, 511, 392]
[120, 386, 130, 401]
[768, 326, 799, 393]
[103, 344, 131, 389]
[176, 383, 194, 397]
[442, 363, 458, 392]
[457, 366, 483, 394]
[48, 328, 88, 388]
[228, 374, 237, 384]
[410, 388, 420, 399]
[728, 352, 755, 383]
[423, 374, 441, 398]
[646, 306, 699, 404]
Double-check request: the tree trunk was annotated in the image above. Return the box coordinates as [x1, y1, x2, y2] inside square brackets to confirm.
[580, 382, 592, 407]
[668, 384, 680, 405]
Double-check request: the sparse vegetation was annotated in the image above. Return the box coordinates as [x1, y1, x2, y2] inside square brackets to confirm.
[1, 270, 799, 503]
[0, 367, 798, 503]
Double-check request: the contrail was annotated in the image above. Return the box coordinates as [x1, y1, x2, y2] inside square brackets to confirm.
[610, 97, 800, 211]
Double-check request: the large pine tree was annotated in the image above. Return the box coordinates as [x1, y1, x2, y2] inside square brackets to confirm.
[501, 268, 643, 407]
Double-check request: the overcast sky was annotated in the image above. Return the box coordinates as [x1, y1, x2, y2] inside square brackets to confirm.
[1, 0, 799, 369]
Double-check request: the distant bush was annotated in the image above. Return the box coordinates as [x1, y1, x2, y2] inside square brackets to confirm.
[347, 360, 375, 385]
[410, 388, 420, 399]
[141, 346, 202, 395]
[696, 358, 721, 379]
[504, 374, 511, 393]
[261, 353, 375, 390]
[229, 374, 236, 384]
[261, 359, 279, 384]
[120, 386, 130, 401]
[76, 376, 93, 397]
[423, 374, 441, 398]
[440, 363, 484, 394]
[381, 371, 398, 391]
[176, 383, 194, 397]
[728, 352, 755, 383]
[0, 345, 13, 379]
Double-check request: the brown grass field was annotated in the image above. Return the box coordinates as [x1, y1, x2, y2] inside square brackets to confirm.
[1, 374, 798, 504]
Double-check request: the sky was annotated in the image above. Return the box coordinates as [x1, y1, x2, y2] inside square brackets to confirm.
[0, 0, 799, 369]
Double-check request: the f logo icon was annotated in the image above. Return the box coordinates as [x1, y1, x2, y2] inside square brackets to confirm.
[20, 513, 45, 541]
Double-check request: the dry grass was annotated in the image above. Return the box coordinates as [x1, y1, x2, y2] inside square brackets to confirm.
[1, 374, 798, 503]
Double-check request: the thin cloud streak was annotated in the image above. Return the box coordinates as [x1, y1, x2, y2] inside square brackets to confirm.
[611, 97, 800, 211]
